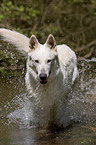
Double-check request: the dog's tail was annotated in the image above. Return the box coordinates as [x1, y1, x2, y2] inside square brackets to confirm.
[0, 28, 30, 56]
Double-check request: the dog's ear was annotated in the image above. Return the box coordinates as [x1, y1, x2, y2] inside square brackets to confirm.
[29, 35, 39, 49]
[46, 34, 56, 50]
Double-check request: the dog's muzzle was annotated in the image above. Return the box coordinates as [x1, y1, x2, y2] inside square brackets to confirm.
[39, 74, 48, 84]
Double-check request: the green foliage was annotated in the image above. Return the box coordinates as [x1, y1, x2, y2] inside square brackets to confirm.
[0, 0, 14, 20]
[0, 0, 40, 36]
[0, 0, 96, 43]
[81, 139, 86, 145]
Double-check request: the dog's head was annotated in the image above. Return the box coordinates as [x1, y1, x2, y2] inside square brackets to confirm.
[28, 34, 58, 85]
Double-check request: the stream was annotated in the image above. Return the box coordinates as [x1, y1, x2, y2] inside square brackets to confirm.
[0, 59, 96, 145]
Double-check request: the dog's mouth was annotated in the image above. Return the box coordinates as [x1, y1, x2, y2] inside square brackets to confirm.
[39, 74, 48, 85]
[40, 79, 48, 84]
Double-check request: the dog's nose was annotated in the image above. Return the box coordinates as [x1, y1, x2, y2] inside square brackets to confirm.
[39, 74, 47, 81]
[39, 74, 48, 84]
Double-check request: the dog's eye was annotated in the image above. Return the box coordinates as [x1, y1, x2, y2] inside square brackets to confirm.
[47, 59, 52, 63]
[35, 60, 39, 63]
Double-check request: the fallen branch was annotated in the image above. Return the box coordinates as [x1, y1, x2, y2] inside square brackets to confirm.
[82, 126, 96, 135]
[82, 47, 94, 58]
[76, 40, 96, 52]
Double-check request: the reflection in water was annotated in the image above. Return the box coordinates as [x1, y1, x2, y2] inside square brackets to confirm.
[0, 60, 96, 145]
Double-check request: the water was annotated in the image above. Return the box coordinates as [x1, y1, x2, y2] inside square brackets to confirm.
[0, 59, 96, 145]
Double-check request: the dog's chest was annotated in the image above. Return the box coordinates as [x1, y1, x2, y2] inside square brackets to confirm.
[33, 80, 64, 108]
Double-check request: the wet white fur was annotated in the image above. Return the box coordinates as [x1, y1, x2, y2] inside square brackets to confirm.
[0, 28, 79, 129]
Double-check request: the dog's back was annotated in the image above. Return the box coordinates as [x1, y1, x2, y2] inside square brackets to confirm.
[57, 44, 79, 85]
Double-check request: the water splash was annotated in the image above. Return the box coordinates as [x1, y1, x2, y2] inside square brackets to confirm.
[1, 59, 96, 128]
[7, 93, 35, 129]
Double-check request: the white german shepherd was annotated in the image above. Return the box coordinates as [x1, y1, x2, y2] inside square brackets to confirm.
[0, 28, 79, 130]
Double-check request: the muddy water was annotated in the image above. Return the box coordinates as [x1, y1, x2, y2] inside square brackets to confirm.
[0, 59, 96, 145]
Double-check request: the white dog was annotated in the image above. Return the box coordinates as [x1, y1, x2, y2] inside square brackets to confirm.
[0, 28, 79, 130]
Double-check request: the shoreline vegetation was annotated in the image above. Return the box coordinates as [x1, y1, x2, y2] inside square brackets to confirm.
[0, 0, 96, 76]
